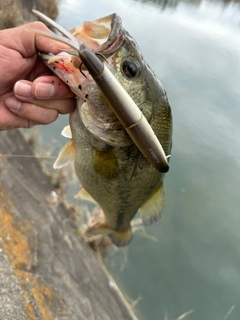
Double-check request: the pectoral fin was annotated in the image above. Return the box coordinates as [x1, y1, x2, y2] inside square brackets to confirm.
[93, 148, 119, 179]
[53, 139, 75, 169]
[75, 188, 96, 203]
[139, 183, 164, 225]
[87, 220, 132, 247]
[61, 125, 72, 139]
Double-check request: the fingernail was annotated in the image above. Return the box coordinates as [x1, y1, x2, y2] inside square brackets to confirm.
[35, 83, 55, 99]
[14, 81, 32, 98]
[5, 97, 21, 111]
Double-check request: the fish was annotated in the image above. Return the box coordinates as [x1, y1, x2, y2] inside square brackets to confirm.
[33, 12, 173, 246]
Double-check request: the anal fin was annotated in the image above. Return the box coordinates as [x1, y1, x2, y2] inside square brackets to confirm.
[139, 183, 164, 225]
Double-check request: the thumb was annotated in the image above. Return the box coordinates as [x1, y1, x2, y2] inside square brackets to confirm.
[14, 77, 75, 100]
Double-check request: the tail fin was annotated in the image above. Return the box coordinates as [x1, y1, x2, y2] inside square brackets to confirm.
[86, 221, 132, 247]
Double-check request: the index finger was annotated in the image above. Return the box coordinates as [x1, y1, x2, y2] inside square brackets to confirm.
[0, 21, 69, 58]
[14, 77, 76, 101]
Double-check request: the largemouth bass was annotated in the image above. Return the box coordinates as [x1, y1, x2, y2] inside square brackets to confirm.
[34, 12, 172, 246]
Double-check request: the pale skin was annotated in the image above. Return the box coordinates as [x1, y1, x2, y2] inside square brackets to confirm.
[0, 21, 76, 130]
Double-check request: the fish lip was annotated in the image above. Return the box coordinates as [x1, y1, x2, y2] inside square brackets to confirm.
[94, 14, 124, 57]
[32, 10, 124, 63]
[39, 13, 124, 69]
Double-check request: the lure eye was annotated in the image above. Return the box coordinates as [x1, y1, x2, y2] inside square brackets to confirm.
[121, 59, 140, 78]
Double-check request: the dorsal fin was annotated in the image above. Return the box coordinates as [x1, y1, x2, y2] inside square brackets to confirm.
[53, 139, 75, 169]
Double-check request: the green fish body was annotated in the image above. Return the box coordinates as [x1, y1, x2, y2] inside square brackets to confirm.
[42, 14, 172, 246]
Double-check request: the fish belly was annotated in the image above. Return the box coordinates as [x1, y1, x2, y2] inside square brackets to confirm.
[70, 108, 163, 233]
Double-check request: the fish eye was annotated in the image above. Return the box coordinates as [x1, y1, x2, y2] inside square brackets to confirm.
[121, 59, 140, 78]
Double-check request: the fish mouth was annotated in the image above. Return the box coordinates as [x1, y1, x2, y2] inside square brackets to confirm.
[32, 10, 170, 172]
[71, 14, 124, 57]
[39, 14, 124, 94]
[39, 13, 134, 147]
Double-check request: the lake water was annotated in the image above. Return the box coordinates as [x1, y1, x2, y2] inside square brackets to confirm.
[40, 0, 240, 319]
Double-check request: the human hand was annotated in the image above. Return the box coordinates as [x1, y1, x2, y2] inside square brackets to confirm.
[0, 21, 76, 130]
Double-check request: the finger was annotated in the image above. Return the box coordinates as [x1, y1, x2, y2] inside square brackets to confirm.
[33, 76, 76, 100]
[10, 95, 76, 115]
[14, 78, 75, 100]
[5, 97, 60, 125]
[1, 21, 69, 58]
[13, 80, 76, 114]
[0, 104, 37, 130]
[26, 97, 76, 114]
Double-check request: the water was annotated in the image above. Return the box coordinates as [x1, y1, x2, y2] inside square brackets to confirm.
[40, 1, 240, 319]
